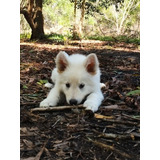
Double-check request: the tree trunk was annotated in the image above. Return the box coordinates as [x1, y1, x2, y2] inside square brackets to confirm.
[31, 0, 44, 39]
[72, 0, 81, 40]
[20, 0, 44, 40]
[79, 0, 86, 38]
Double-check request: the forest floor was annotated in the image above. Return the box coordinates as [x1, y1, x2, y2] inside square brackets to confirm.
[20, 39, 140, 160]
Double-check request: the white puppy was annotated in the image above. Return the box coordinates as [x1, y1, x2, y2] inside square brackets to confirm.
[40, 51, 104, 112]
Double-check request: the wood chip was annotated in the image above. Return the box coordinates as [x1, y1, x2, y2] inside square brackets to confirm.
[94, 113, 115, 119]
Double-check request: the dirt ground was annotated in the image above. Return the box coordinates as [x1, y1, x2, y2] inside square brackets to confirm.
[20, 40, 140, 160]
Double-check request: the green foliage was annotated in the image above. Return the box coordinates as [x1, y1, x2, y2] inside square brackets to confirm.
[23, 85, 28, 89]
[43, 0, 74, 33]
[20, 14, 31, 35]
[20, 0, 140, 39]
[37, 80, 48, 85]
[20, 34, 31, 39]
[127, 38, 140, 45]
[24, 93, 42, 99]
[44, 33, 69, 42]
[20, 31, 139, 45]
[88, 36, 114, 41]
[126, 89, 140, 96]
[99, 0, 140, 36]
[88, 35, 139, 44]
[116, 35, 140, 44]
[70, 0, 124, 15]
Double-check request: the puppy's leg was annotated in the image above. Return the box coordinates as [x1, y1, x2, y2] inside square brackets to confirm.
[100, 83, 106, 89]
[51, 68, 58, 84]
[44, 82, 54, 88]
[40, 86, 60, 108]
[83, 91, 104, 112]
[44, 68, 58, 88]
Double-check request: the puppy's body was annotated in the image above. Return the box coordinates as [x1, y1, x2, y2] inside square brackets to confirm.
[40, 51, 104, 112]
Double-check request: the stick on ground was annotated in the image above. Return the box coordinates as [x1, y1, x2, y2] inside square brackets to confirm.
[34, 140, 48, 160]
[31, 105, 84, 112]
[87, 138, 131, 159]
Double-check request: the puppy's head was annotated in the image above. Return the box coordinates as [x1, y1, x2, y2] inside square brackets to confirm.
[56, 51, 100, 105]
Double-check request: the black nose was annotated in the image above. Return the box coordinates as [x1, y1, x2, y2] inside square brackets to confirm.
[69, 99, 78, 105]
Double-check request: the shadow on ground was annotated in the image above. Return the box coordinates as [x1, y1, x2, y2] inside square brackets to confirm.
[20, 41, 140, 160]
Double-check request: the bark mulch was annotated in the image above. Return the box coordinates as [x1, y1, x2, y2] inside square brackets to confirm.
[20, 40, 140, 160]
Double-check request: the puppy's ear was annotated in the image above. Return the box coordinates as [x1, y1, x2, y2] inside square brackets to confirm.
[56, 51, 69, 73]
[85, 53, 99, 75]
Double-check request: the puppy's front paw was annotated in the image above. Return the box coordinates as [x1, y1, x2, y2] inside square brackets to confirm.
[83, 101, 99, 112]
[40, 98, 56, 108]
[100, 83, 106, 89]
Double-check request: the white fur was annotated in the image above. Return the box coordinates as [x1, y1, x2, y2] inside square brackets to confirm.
[44, 82, 54, 88]
[40, 51, 104, 112]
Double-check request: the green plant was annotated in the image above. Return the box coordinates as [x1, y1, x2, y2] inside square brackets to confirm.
[37, 80, 48, 85]
[20, 34, 31, 39]
[87, 35, 139, 45]
[126, 89, 140, 96]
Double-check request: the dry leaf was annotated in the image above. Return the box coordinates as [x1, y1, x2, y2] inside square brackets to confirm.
[103, 105, 119, 109]
[21, 157, 35, 160]
[23, 139, 34, 148]
[20, 127, 27, 134]
[94, 113, 114, 119]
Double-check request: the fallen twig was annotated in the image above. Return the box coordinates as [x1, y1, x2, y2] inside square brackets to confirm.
[106, 152, 113, 160]
[31, 105, 84, 112]
[122, 113, 140, 121]
[26, 111, 45, 121]
[100, 105, 139, 112]
[34, 140, 48, 160]
[104, 97, 120, 102]
[44, 148, 52, 159]
[97, 118, 138, 125]
[87, 137, 131, 159]
[93, 130, 139, 140]
[102, 104, 120, 109]
[21, 102, 39, 106]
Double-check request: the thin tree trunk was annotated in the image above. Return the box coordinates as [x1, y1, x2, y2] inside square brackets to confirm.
[72, 0, 81, 40]
[119, 0, 133, 35]
[79, 0, 86, 38]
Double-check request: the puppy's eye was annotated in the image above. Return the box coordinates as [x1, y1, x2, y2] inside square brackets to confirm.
[79, 84, 85, 89]
[66, 83, 70, 88]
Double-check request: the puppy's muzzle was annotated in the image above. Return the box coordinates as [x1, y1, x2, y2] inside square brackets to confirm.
[69, 99, 78, 105]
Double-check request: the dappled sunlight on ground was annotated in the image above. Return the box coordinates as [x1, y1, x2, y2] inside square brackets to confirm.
[20, 39, 140, 53]
[20, 40, 140, 160]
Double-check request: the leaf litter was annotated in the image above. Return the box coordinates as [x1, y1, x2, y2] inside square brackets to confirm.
[21, 40, 140, 160]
